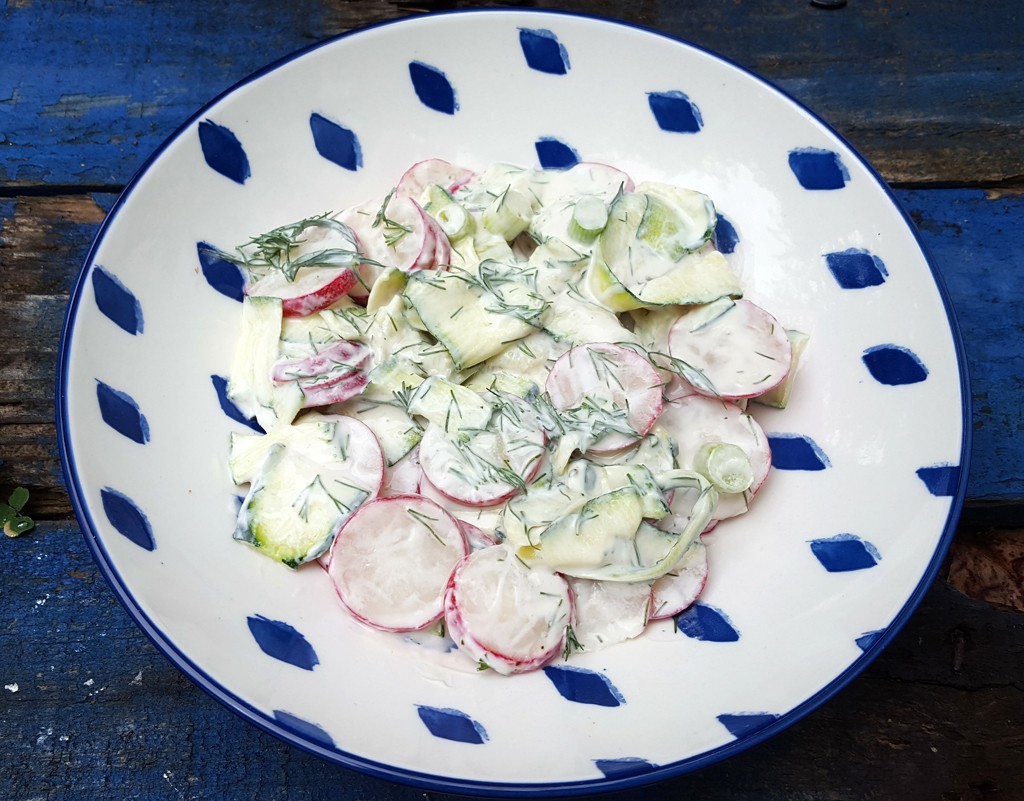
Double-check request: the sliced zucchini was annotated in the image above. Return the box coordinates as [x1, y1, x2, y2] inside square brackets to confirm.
[228, 295, 302, 431]
[752, 329, 810, 409]
[592, 189, 742, 310]
[233, 417, 381, 567]
[406, 375, 494, 433]
[536, 470, 716, 582]
[403, 269, 536, 370]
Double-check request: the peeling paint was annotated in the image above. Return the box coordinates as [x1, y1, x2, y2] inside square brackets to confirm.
[41, 93, 132, 118]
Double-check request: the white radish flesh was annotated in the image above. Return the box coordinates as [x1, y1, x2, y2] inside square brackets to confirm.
[329, 495, 468, 632]
[569, 577, 652, 652]
[667, 298, 792, 399]
[657, 395, 771, 521]
[418, 421, 545, 507]
[444, 544, 572, 675]
[545, 342, 663, 453]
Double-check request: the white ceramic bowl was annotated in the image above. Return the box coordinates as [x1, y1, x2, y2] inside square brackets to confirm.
[57, 9, 969, 795]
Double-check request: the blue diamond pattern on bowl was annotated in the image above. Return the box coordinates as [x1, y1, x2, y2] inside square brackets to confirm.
[198, 119, 250, 184]
[197, 242, 245, 301]
[309, 112, 363, 172]
[916, 463, 961, 496]
[273, 709, 335, 748]
[809, 534, 881, 572]
[825, 248, 888, 289]
[408, 61, 458, 115]
[713, 213, 739, 254]
[717, 712, 779, 738]
[246, 614, 320, 671]
[210, 375, 264, 432]
[96, 381, 149, 444]
[766, 434, 831, 471]
[647, 90, 704, 134]
[675, 602, 740, 642]
[862, 344, 929, 386]
[594, 758, 657, 779]
[787, 147, 849, 190]
[100, 487, 155, 551]
[416, 706, 488, 744]
[855, 629, 886, 652]
[518, 28, 570, 74]
[91, 266, 143, 335]
[543, 665, 625, 707]
[535, 137, 579, 169]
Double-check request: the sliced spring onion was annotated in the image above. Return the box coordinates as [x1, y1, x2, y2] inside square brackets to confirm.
[482, 188, 533, 240]
[693, 441, 754, 494]
[433, 202, 472, 240]
[567, 195, 609, 242]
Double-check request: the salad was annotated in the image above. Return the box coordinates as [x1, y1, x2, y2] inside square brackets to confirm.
[220, 159, 807, 675]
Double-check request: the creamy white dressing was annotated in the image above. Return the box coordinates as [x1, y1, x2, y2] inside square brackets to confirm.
[226, 159, 802, 672]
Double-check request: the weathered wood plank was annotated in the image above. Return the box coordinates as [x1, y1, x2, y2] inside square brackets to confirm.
[1, 0, 1021, 189]
[2, 525, 1020, 800]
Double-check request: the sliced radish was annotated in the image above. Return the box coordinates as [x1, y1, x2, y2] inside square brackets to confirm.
[417, 473, 506, 544]
[650, 539, 708, 620]
[667, 298, 792, 399]
[241, 217, 362, 317]
[545, 342, 663, 454]
[272, 340, 371, 408]
[539, 161, 635, 206]
[395, 158, 478, 201]
[657, 395, 771, 521]
[419, 420, 546, 507]
[380, 446, 422, 497]
[329, 495, 468, 632]
[247, 265, 358, 318]
[444, 543, 572, 675]
[568, 577, 652, 652]
[233, 414, 384, 567]
[338, 193, 449, 276]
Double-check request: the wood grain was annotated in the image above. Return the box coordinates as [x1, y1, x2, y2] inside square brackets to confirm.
[2, 0, 1021, 189]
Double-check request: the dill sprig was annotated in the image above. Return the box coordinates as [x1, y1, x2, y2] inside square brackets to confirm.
[372, 188, 413, 248]
[214, 214, 359, 282]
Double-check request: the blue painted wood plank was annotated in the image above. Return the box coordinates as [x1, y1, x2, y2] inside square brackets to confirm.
[1, 1, 1021, 186]
[0, 2, 337, 186]
[894, 188, 1024, 506]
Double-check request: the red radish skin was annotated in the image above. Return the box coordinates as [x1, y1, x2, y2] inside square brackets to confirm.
[247, 266, 359, 317]
[545, 342, 663, 453]
[329, 495, 468, 632]
[649, 540, 709, 620]
[395, 158, 478, 200]
[444, 544, 573, 675]
[272, 341, 372, 408]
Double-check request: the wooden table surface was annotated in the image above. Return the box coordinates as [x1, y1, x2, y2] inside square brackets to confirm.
[2, 2, 1022, 799]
